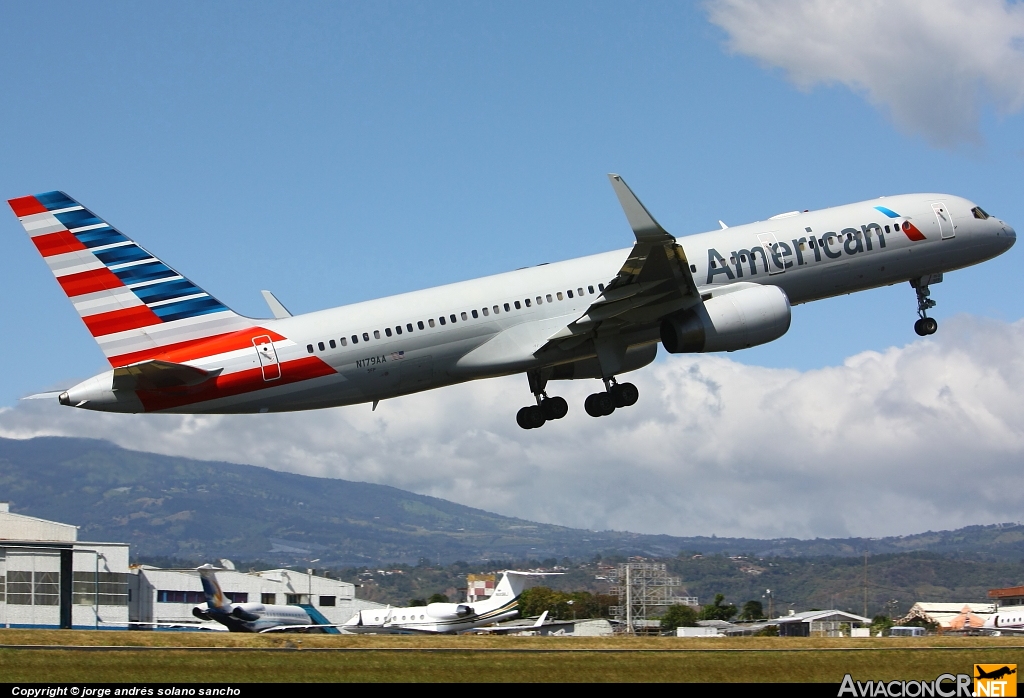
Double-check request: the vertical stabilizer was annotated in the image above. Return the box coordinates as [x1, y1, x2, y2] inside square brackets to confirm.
[8, 192, 250, 367]
[197, 564, 231, 611]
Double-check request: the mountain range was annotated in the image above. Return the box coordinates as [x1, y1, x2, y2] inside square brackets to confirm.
[0, 436, 1022, 566]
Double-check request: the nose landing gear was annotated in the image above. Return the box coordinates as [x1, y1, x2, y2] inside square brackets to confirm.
[584, 377, 639, 418]
[911, 275, 941, 336]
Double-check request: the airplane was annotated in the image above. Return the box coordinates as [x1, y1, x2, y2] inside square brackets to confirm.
[191, 564, 340, 633]
[342, 570, 556, 633]
[980, 607, 1024, 636]
[7, 177, 1016, 429]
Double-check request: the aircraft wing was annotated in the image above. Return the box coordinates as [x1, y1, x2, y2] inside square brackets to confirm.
[540, 174, 701, 350]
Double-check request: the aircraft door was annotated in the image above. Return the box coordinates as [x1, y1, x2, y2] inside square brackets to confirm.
[757, 232, 786, 274]
[252, 335, 281, 381]
[932, 202, 954, 239]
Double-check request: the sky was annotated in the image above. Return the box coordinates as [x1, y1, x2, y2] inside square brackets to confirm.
[1, 0, 1023, 540]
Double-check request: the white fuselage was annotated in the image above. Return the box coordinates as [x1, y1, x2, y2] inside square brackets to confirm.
[64, 193, 1015, 414]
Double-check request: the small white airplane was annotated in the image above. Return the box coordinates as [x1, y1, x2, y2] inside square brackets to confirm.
[192, 565, 339, 633]
[980, 606, 1024, 635]
[342, 570, 555, 633]
[9, 177, 1015, 428]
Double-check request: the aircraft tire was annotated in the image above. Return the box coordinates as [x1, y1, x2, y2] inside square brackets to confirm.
[914, 318, 928, 336]
[923, 317, 938, 335]
[542, 396, 568, 420]
[517, 405, 546, 429]
[611, 382, 639, 408]
[585, 392, 615, 417]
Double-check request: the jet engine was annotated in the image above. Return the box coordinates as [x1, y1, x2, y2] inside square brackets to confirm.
[661, 284, 791, 353]
[192, 607, 213, 621]
[425, 602, 475, 620]
[230, 603, 266, 622]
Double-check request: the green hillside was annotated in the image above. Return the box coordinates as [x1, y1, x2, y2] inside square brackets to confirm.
[1, 436, 1023, 569]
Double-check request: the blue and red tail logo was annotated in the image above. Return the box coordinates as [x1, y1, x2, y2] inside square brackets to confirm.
[875, 206, 926, 241]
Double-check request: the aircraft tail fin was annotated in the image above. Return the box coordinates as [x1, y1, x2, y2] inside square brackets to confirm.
[493, 570, 563, 600]
[197, 564, 231, 611]
[8, 192, 250, 368]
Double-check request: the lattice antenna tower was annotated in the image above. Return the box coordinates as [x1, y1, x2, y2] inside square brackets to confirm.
[608, 561, 686, 635]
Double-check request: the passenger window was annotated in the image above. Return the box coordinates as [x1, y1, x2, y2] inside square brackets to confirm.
[439, 317, 446, 325]
[450, 314, 457, 323]
[578, 288, 584, 296]
[385, 328, 392, 337]
[419, 321, 426, 330]
[598, 283, 605, 291]
[505, 303, 511, 311]
[395, 326, 402, 335]
[493, 305, 499, 314]
[461, 312, 468, 321]
[588, 285, 594, 294]
[407, 323, 413, 332]
[329, 339, 336, 349]
[688, 266, 696, 273]
[363, 332, 369, 342]
[711, 260, 717, 268]
[428, 319, 435, 328]
[352, 335, 359, 344]
[340, 337, 347, 346]
[885, 225, 891, 233]
[566, 290, 573, 299]
[318, 342, 325, 351]
[481, 308, 488, 317]
[374, 330, 381, 339]
[306, 344, 313, 354]
[547, 294, 553, 302]
[514, 301, 521, 310]
[741, 255, 746, 262]
[525, 298, 531, 307]
[536, 297, 543, 305]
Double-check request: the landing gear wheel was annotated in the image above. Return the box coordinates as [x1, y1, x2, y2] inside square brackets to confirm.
[516, 405, 546, 429]
[610, 382, 639, 408]
[585, 392, 615, 417]
[914, 317, 938, 336]
[541, 396, 568, 420]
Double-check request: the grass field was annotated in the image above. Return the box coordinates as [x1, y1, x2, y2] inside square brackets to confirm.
[1, 630, 1022, 683]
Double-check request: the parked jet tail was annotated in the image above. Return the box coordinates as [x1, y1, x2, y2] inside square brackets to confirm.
[197, 564, 231, 611]
[8, 192, 250, 368]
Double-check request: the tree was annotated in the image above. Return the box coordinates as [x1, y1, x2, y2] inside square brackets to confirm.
[661, 604, 699, 632]
[409, 598, 426, 607]
[739, 600, 764, 621]
[428, 593, 449, 604]
[699, 593, 737, 621]
[871, 614, 894, 637]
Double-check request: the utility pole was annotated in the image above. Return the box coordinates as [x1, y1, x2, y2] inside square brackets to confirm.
[863, 552, 868, 619]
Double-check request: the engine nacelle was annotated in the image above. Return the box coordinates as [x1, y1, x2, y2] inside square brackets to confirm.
[192, 606, 213, 621]
[661, 284, 791, 353]
[426, 602, 474, 620]
[231, 602, 265, 622]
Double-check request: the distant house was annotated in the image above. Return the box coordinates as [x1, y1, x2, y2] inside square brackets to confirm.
[898, 602, 995, 630]
[988, 585, 1024, 608]
[774, 610, 870, 637]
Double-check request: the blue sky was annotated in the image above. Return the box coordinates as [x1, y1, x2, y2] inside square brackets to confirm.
[2, 1, 1024, 539]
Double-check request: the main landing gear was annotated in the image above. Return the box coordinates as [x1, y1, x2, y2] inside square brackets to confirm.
[911, 276, 940, 337]
[584, 377, 638, 418]
[517, 370, 569, 430]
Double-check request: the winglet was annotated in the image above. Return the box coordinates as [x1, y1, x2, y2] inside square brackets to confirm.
[533, 610, 549, 628]
[607, 174, 675, 244]
[261, 290, 293, 319]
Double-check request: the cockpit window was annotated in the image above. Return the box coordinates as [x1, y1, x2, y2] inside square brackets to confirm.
[972, 206, 991, 220]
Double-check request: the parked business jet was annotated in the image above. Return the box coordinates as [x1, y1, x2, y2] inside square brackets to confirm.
[981, 607, 1024, 635]
[192, 565, 338, 633]
[8, 177, 1015, 428]
[342, 570, 553, 633]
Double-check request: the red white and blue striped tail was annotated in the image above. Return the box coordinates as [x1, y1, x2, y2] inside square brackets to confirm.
[8, 191, 251, 368]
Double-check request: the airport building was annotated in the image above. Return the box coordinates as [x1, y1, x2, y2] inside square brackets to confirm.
[0, 503, 130, 629]
[130, 564, 384, 627]
[988, 585, 1024, 608]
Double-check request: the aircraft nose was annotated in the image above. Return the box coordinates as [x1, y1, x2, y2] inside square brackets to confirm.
[1001, 223, 1016, 250]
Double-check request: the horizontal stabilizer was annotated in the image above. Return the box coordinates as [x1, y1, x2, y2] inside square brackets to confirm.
[261, 290, 293, 318]
[20, 390, 67, 401]
[112, 360, 220, 392]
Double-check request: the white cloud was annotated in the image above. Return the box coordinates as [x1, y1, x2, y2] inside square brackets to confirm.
[706, 0, 1024, 146]
[2, 315, 1024, 540]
